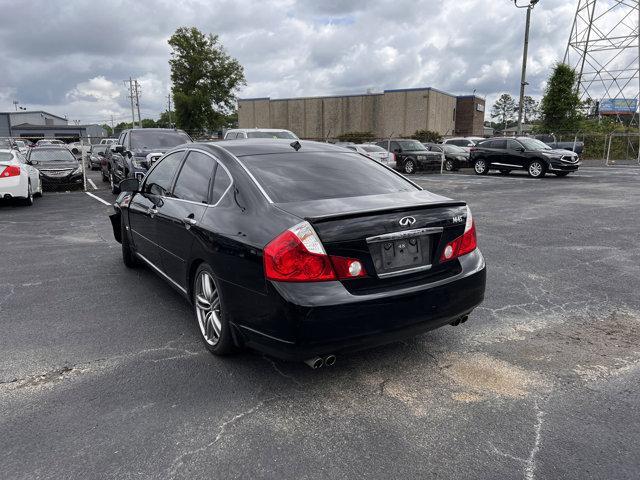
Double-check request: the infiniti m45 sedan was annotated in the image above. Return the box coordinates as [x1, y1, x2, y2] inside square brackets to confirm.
[110, 140, 486, 364]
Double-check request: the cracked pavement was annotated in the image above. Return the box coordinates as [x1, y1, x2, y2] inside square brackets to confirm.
[1, 166, 639, 479]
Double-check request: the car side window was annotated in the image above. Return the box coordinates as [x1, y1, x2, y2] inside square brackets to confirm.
[211, 162, 232, 204]
[507, 140, 521, 150]
[173, 151, 215, 203]
[491, 140, 507, 149]
[390, 141, 400, 152]
[225, 132, 236, 140]
[142, 151, 183, 197]
[15, 152, 26, 164]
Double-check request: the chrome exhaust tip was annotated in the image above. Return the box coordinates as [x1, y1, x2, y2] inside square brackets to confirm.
[324, 354, 336, 367]
[304, 357, 324, 369]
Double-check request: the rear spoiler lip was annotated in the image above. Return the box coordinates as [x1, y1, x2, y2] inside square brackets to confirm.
[295, 200, 467, 224]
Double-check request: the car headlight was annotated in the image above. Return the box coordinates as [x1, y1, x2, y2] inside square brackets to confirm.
[542, 153, 560, 159]
[132, 157, 147, 168]
[417, 155, 426, 160]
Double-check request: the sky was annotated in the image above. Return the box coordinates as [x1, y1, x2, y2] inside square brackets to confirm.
[0, 0, 580, 125]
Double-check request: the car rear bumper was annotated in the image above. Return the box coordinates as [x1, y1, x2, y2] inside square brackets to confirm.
[234, 249, 486, 361]
[0, 177, 28, 199]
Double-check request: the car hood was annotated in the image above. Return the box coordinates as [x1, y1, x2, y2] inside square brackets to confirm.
[540, 148, 577, 156]
[130, 147, 173, 157]
[32, 161, 79, 170]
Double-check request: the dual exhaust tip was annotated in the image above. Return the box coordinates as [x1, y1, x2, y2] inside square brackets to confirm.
[304, 354, 336, 369]
[450, 315, 469, 327]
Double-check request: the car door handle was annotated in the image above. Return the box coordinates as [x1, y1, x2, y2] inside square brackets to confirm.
[183, 216, 197, 227]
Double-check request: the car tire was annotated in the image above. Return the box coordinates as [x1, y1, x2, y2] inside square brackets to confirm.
[193, 263, 236, 356]
[23, 181, 34, 206]
[473, 159, 488, 175]
[528, 160, 546, 178]
[110, 172, 120, 194]
[444, 159, 455, 171]
[121, 221, 139, 268]
[403, 159, 416, 174]
[102, 170, 109, 182]
[554, 172, 570, 177]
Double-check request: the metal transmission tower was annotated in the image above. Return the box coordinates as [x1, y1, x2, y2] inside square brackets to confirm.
[564, 0, 640, 114]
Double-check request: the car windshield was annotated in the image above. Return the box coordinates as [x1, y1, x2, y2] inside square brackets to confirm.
[443, 144, 466, 153]
[246, 131, 297, 139]
[29, 148, 76, 162]
[398, 140, 425, 151]
[91, 145, 109, 154]
[361, 145, 386, 153]
[240, 151, 417, 203]
[518, 138, 552, 150]
[16, 141, 25, 147]
[38, 140, 63, 145]
[130, 130, 191, 149]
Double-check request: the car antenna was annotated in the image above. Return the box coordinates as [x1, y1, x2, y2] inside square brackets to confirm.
[290, 141, 301, 151]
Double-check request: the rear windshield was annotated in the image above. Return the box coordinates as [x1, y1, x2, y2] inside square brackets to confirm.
[361, 145, 386, 153]
[246, 131, 297, 139]
[398, 140, 425, 151]
[29, 148, 76, 162]
[0, 152, 12, 162]
[240, 151, 417, 203]
[130, 130, 191, 149]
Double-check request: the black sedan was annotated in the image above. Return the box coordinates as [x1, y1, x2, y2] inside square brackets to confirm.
[86, 144, 110, 170]
[470, 137, 581, 178]
[423, 143, 471, 171]
[110, 140, 486, 365]
[27, 147, 83, 189]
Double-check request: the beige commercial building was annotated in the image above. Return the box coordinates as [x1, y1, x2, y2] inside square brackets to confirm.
[237, 87, 485, 139]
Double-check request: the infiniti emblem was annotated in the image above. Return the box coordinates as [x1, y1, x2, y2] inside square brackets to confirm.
[399, 216, 416, 227]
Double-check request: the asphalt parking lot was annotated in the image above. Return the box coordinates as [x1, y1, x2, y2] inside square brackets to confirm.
[1, 165, 639, 479]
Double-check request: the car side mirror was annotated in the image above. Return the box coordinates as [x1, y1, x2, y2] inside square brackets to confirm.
[119, 178, 140, 192]
[394, 148, 401, 153]
[111, 144, 124, 153]
[515, 146, 525, 152]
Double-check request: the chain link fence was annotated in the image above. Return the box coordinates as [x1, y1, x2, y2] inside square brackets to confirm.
[538, 132, 640, 166]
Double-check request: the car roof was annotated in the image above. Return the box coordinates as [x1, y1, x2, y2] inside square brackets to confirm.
[200, 139, 350, 157]
[227, 128, 293, 133]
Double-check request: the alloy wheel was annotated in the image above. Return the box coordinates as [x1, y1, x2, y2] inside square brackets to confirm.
[444, 159, 454, 171]
[195, 271, 222, 346]
[529, 161, 543, 177]
[404, 160, 415, 174]
[474, 160, 486, 174]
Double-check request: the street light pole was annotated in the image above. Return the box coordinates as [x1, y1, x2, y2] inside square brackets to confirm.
[514, 0, 539, 136]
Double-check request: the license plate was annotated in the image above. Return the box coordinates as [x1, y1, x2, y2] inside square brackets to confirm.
[371, 235, 431, 277]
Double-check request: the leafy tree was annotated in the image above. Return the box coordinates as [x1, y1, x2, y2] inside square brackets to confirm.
[336, 131, 376, 143]
[169, 27, 246, 135]
[140, 118, 157, 128]
[101, 124, 113, 136]
[156, 111, 174, 128]
[539, 63, 582, 132]
[412, 129, 442, 143]
[491, 93, 516, 130]
[523, 96, 539, 123]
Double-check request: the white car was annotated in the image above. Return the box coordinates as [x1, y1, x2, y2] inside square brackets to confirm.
[0, 149, 43, 205]
[442, 137, 484, 153]
[224, 128, 299, 140]
[15, 140, 29, 155]
[343, 144, 396, 167]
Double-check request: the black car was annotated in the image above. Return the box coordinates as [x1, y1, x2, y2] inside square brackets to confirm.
[470, 137, 581, 178]
[109, 140, 486, 365]
[27, 147, 83, 189]
[423, 143, 470, 171]
[107, 128, 192, 193]
[87, 144, 110, 170]
[375, 139, 442, 174]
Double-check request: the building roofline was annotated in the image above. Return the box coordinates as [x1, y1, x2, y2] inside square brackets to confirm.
[10, 123, 85, 130]
[0, 110, 68, 121]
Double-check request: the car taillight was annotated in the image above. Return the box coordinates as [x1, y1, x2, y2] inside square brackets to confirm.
[264, 221, 366, 282]
[440, 206, 477, 263]
[0, 165, 20, 178]
[469, 147, 477, 152]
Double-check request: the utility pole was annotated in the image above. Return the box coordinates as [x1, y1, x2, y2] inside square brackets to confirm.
[125, 78, 136, 128]
[110, 115, 115, 134]
[167, 93, 173, 128]
[12, 100, 19, 111]
[514, 0, 539, 136]
[134, 80, 142, 128]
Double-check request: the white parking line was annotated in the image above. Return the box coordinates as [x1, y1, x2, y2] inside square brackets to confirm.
[88, 179, 98, 190]
[85, 192, 111, 206]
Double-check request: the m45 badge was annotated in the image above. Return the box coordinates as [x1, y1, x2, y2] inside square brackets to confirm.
[452, 215, 464, 223]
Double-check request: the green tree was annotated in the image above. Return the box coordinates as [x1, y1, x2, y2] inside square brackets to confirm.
[156, 111, 174, 128]
[412, 129, 442, 143]
[100, 123, 113, 136]
[140, 118, 157, 128]
[523, 96, 539, 123]
[491, 93, 516, 130]
[168, 27, 246, 135]
[539, 63, 582, 132]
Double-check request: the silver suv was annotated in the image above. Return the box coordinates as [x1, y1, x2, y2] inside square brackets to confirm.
[223, 128, 299, 140]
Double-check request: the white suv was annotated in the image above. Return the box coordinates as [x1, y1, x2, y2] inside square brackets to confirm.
[224, 128, 299, 140]
[442, 137, 484, 152]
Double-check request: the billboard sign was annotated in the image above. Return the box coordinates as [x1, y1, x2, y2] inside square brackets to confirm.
[599, 98, 637, 115]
